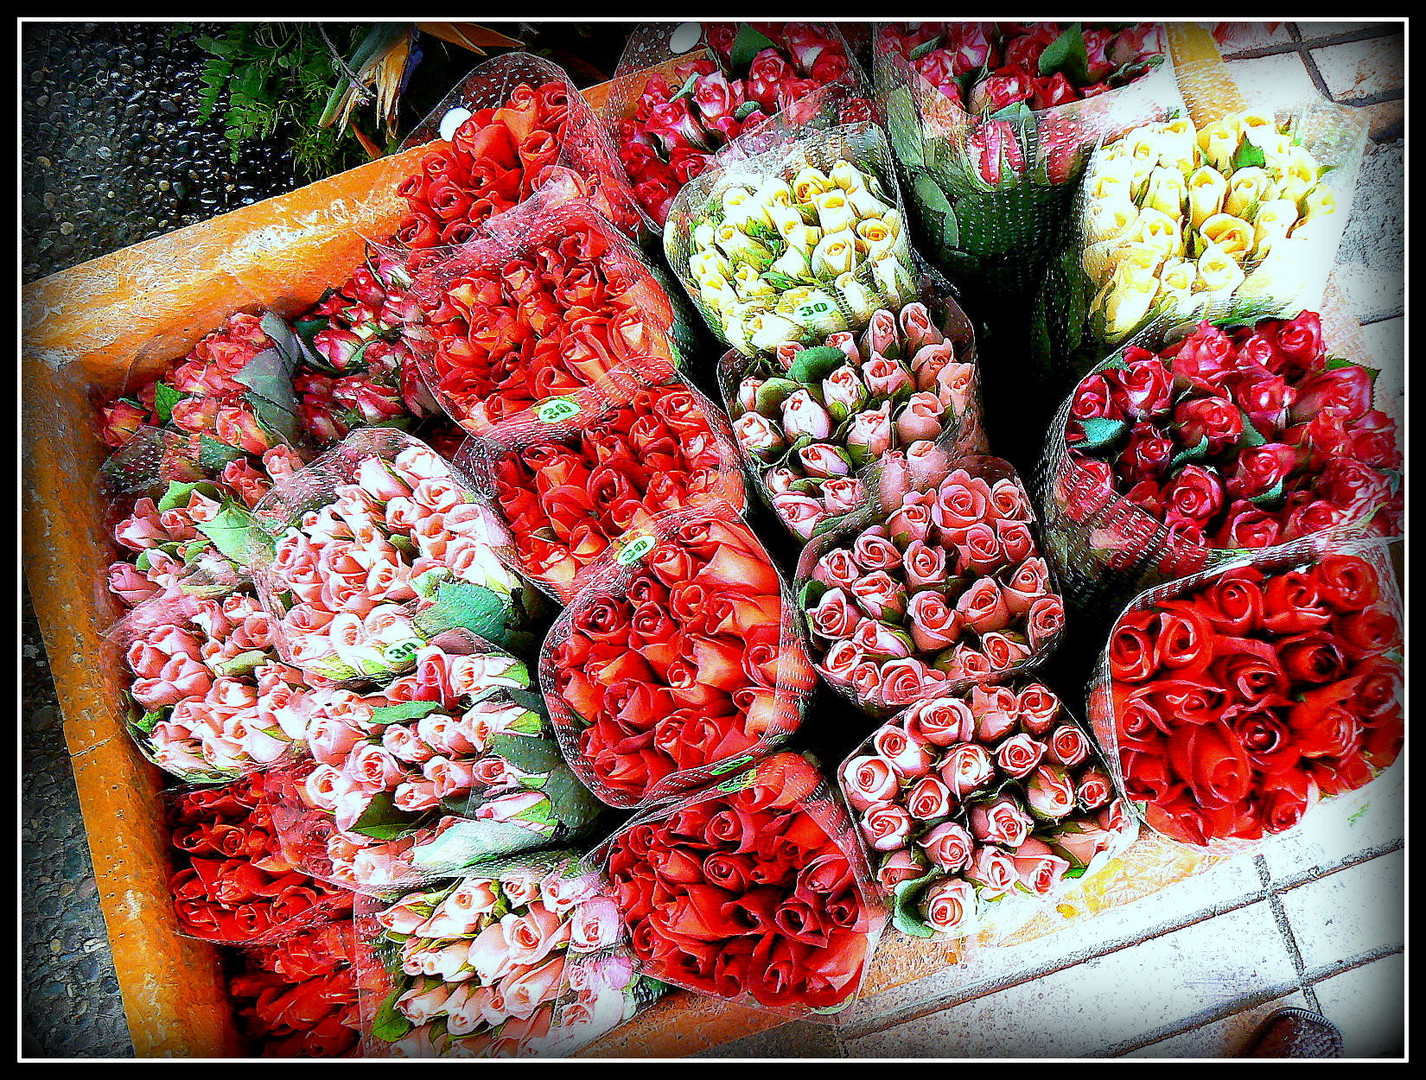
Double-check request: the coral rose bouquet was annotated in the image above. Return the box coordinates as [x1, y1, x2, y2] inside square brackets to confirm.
[596, 751, 887, 1017]
[108, 585, 319, 784]
[541, 505, 816, 808]
[395, 51, 642, 244]
[797, 453, 1066, 718]
[1035, 310, 1403, 615]
[260, 636, 602, 894]
[249, 428, 540, 685]
[228, 913, 365, 1057]
[457, 378, 748, 602]
[165, 773, 355, 945]
[663, 121, 921, 356]
[406, 193, 696, 437]
[875, 22, 1174, 308]
[719, 279, 985, 541]
[603, 21, 871, 228]
[838, 680, 1136, 941]
[1034, 105, 1368, 383]
[357, 852, 659, 1058]
[1089, 534, 1403, 851]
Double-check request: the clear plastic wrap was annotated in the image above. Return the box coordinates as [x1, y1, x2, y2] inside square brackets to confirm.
[601, 21, 875, 229]
[796, 453, 1066, 720]
[454, 375, 749, 603]
[874, 22, 1178, 310]
[1032, 309, 1403, 621]
[403, 191, 698, 438]
[163, 772, 356, 947]
[259, 634, 604, 896]
[662, 120, 922, 356]
[1085, 529, 1403, 855]
[353, 850, 662, 1058]
[717, 264, 986, 543]
[396, 50, 644, 241]
[1031, 88, 1368, 391]
[538, 503, 816, 809]
[593, 751, 888, 1019]
[247, 426, 543, 686]
[837, 678, 1137, 943]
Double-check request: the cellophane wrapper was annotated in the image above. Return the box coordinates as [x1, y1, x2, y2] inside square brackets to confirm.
[591, 751, 889, 1021]
[1030, 71, 1368, 394]
[1085, 527, 1403, 856]
[662, 118, 924, 357]
[352, 849, 663, 1058]
[403, 191, 700, 438]
[1032, 311, 1399, 622]
[164, 773, 356, 946]
[601, 21, 876, 231]
[874, 22, 1178, 311]
[538, 502, 816, 809]
[837, 679, 1137, 944]
[398, 49, 645, 241]
[104, 583, 319, 785]
[248, 426, 542, 687]
[717, 262, 987, 544]
[796, 452, 1066, 719]
[258, 632, 605, 896]
[454, 373, 749, 603]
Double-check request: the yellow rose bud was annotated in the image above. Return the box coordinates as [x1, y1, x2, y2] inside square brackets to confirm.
[1160, 256, 1198, 295]
[1229, 109, 1280, 145]
[1197, 120, 1238, 172]
[692, 222, 717, 251]
[689, 248, 731, 282]
[720, 185, 770, 231]
[869, 253, 917, 309]
[1154, 118, 1198, 172]
[782, 224, 823, 256]
[1131, 207, 1184, 261]
[1141, 166, 1188, 221]
[749, 309, 815, 352]
[1272, 144, 1322, 203]
[829, 159, 867, 193]
[855, 213, 902, 260]
[1084, 202, 1139, 248]
[1198, 213, 1256, 262]
[769, 246, 814, 281]
[810, 229, 860, 279]
[1186, 166, 1228, 230]
[1193, 241, 1247, 295]
[713, 222, 776, 268]
[1092, 272, 1160, 343]
[813, 189, 856, 235]
[1223, 167, 1278, 219]
[751, 176, 796, 210]
[1289, 186, 1339, 243]
[845, 183, 895, 220]
[1250, 198, 1300, 260]
[833, 271, 879, 324]
[768, 202, 805, 239]
[732, 263, 778, 301]
[1087, 170, 1137, 214]
[791, 166, 835, 203]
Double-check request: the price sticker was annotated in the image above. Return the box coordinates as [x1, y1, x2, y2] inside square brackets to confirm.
[382, 639, 424, 665]
[710, 755, 755, 777]
[616, 534, 656, 566]
[535, 397, 582, 423]
[438, 107, 473, 142]
[669, 22, 702, 53]
[793, 299, 833, 321]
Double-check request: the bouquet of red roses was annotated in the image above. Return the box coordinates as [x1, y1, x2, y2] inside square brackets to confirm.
[839, 680, 1135, 940]
[720, 284, 984, 541]
[407, 194, 691, 437]
[228, 914, 364, 1057]
[606, 22, 870, 227]
[260, 637, 602, 894]
[1037, 311, 1403, 614]
[797, 453, 1065, 718]
[541, 506, 816, 808]
[357, 851, 657, 1058]
[166, 772, 354, 945]
[1090, 536, 1403, 849]
[458, 378, 747, 601]
[598, 751, 886, 1016]
[874, 22, 1173, 308]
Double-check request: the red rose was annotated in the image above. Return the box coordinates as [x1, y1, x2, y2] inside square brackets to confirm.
[1118, 357, 1175, 418]
[1224, 442, 1299, 501]
[1230, 708, 1300, 776]
[1167, 718, 1254, 810]
[1166, 322, 1237, 390]
[1278, 631, 1350, 686]
[1290, 364, 1375, 424]
[1195, 566, 1265, 635]
[1107, 611, 1160, 682]
[1162, 464, 1224, 523]
[1287, 681, 1363, 760]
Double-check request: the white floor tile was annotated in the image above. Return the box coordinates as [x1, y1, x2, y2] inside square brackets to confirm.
[1278, 849, 1405, 972]
[1310, 35, 1405, 100]
[1123, 991, 1311, 1058]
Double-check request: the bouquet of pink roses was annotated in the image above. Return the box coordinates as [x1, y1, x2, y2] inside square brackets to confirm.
[797, 453, 1066, 717]
[720, 284, 984, 541]
[839, 680, 1136, 940]
[249, 428, 541, 686]
[358, 851, 659, 1057]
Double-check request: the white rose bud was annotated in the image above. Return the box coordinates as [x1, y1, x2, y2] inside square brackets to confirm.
[1250, 198, 1300, 260]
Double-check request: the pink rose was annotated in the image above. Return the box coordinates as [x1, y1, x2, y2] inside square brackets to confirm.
[1011, 837, 1071, 897]
[905, 774, 956, 822]
[860, 801, 915, 852]
[901, 696, 974, 746]
[920, 876, 979, 936]
[841, 754, 903, 811]
[967, 793, 1033, 848]
[918, 819, 975, 872]
[937, 741, 997, 800]
[994, 732, 1047, 779]
[965, 843, 1017, 896]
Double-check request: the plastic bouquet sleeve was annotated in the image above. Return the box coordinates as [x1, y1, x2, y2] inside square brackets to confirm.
[1085, 527, 1402, 854]
[538, 503, 817, 809]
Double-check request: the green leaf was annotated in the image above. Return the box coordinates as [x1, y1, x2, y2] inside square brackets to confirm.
[785, 346, 850, 385]
[752, 377, 802, 417]
[733, 100, 761, 121]
[728, 24, 780, 73]
[798, 578, 828, 611]
[912, 173, 954, 216]
[197, 434, 245, 472]
[210, 649, 271, 678]
[1238, 410, 1267, 448]
[1325, 356, 1380, 383]
[1231, 135, 1267, 171]
[157, 479, 220, 513]
[131, 708, 166, 735]
[371, 992, 414, 1043]
[1169, 434, 1211, 471]
[369, 700, 447, 725]
[670, 71, 701, 101]
[349, 791, 419, 841]
[488, 733, 563, 776]
[1249, 477, 1285, 507]
[883, 87, 925, 169]
[152, 383, 184, 425]
[1076, 417, 1128, 453]
[542, 765, 604, 832]
[1038, 23, 1090, 85]
[412, 580, 513, 641]
[193, 502, 257, 562]
[908, 36, 944, 62]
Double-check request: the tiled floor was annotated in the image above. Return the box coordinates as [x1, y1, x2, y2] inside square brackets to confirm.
[697, 19, 1408, 1061]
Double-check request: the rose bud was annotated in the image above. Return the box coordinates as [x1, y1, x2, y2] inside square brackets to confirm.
[1011, 837, 1072, 897]
[852, 618, 916, 661]
[780, 388, 833, 440]
[823, 364, 870, 416]
[877, 847, 930, 890]
[966, 793, 1033, 849]
[1076, 767, 1115, 812]
[850, 570, 908, 622]
[1162, 463, 1224, 523]
[860, 801, 915, 852]
[937, 741, 997, 800]
[994, 732, 1047, 780]
[964, 844, 1018, 897]
[798, 442, 853, 479]
[1024, 763, 1078, 821]
[1291, 364, 1375, 424]
[905, 774, 957, 823]
[841, 754, 903, 811]
[873, 725, 936, 780]
[918, 819, 975, 873]
[919, 877, 980, 937]
[1015, 683, 1061, 735]
[895, 392, 948, 444]
[901, 540, 949, 590]
[844, 402, 895, 465]
[903, 696, 975, 747]
[969, 683, 1020, 742]
[734, 411, 787, 460]
[1047, 722, 1093, 767]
